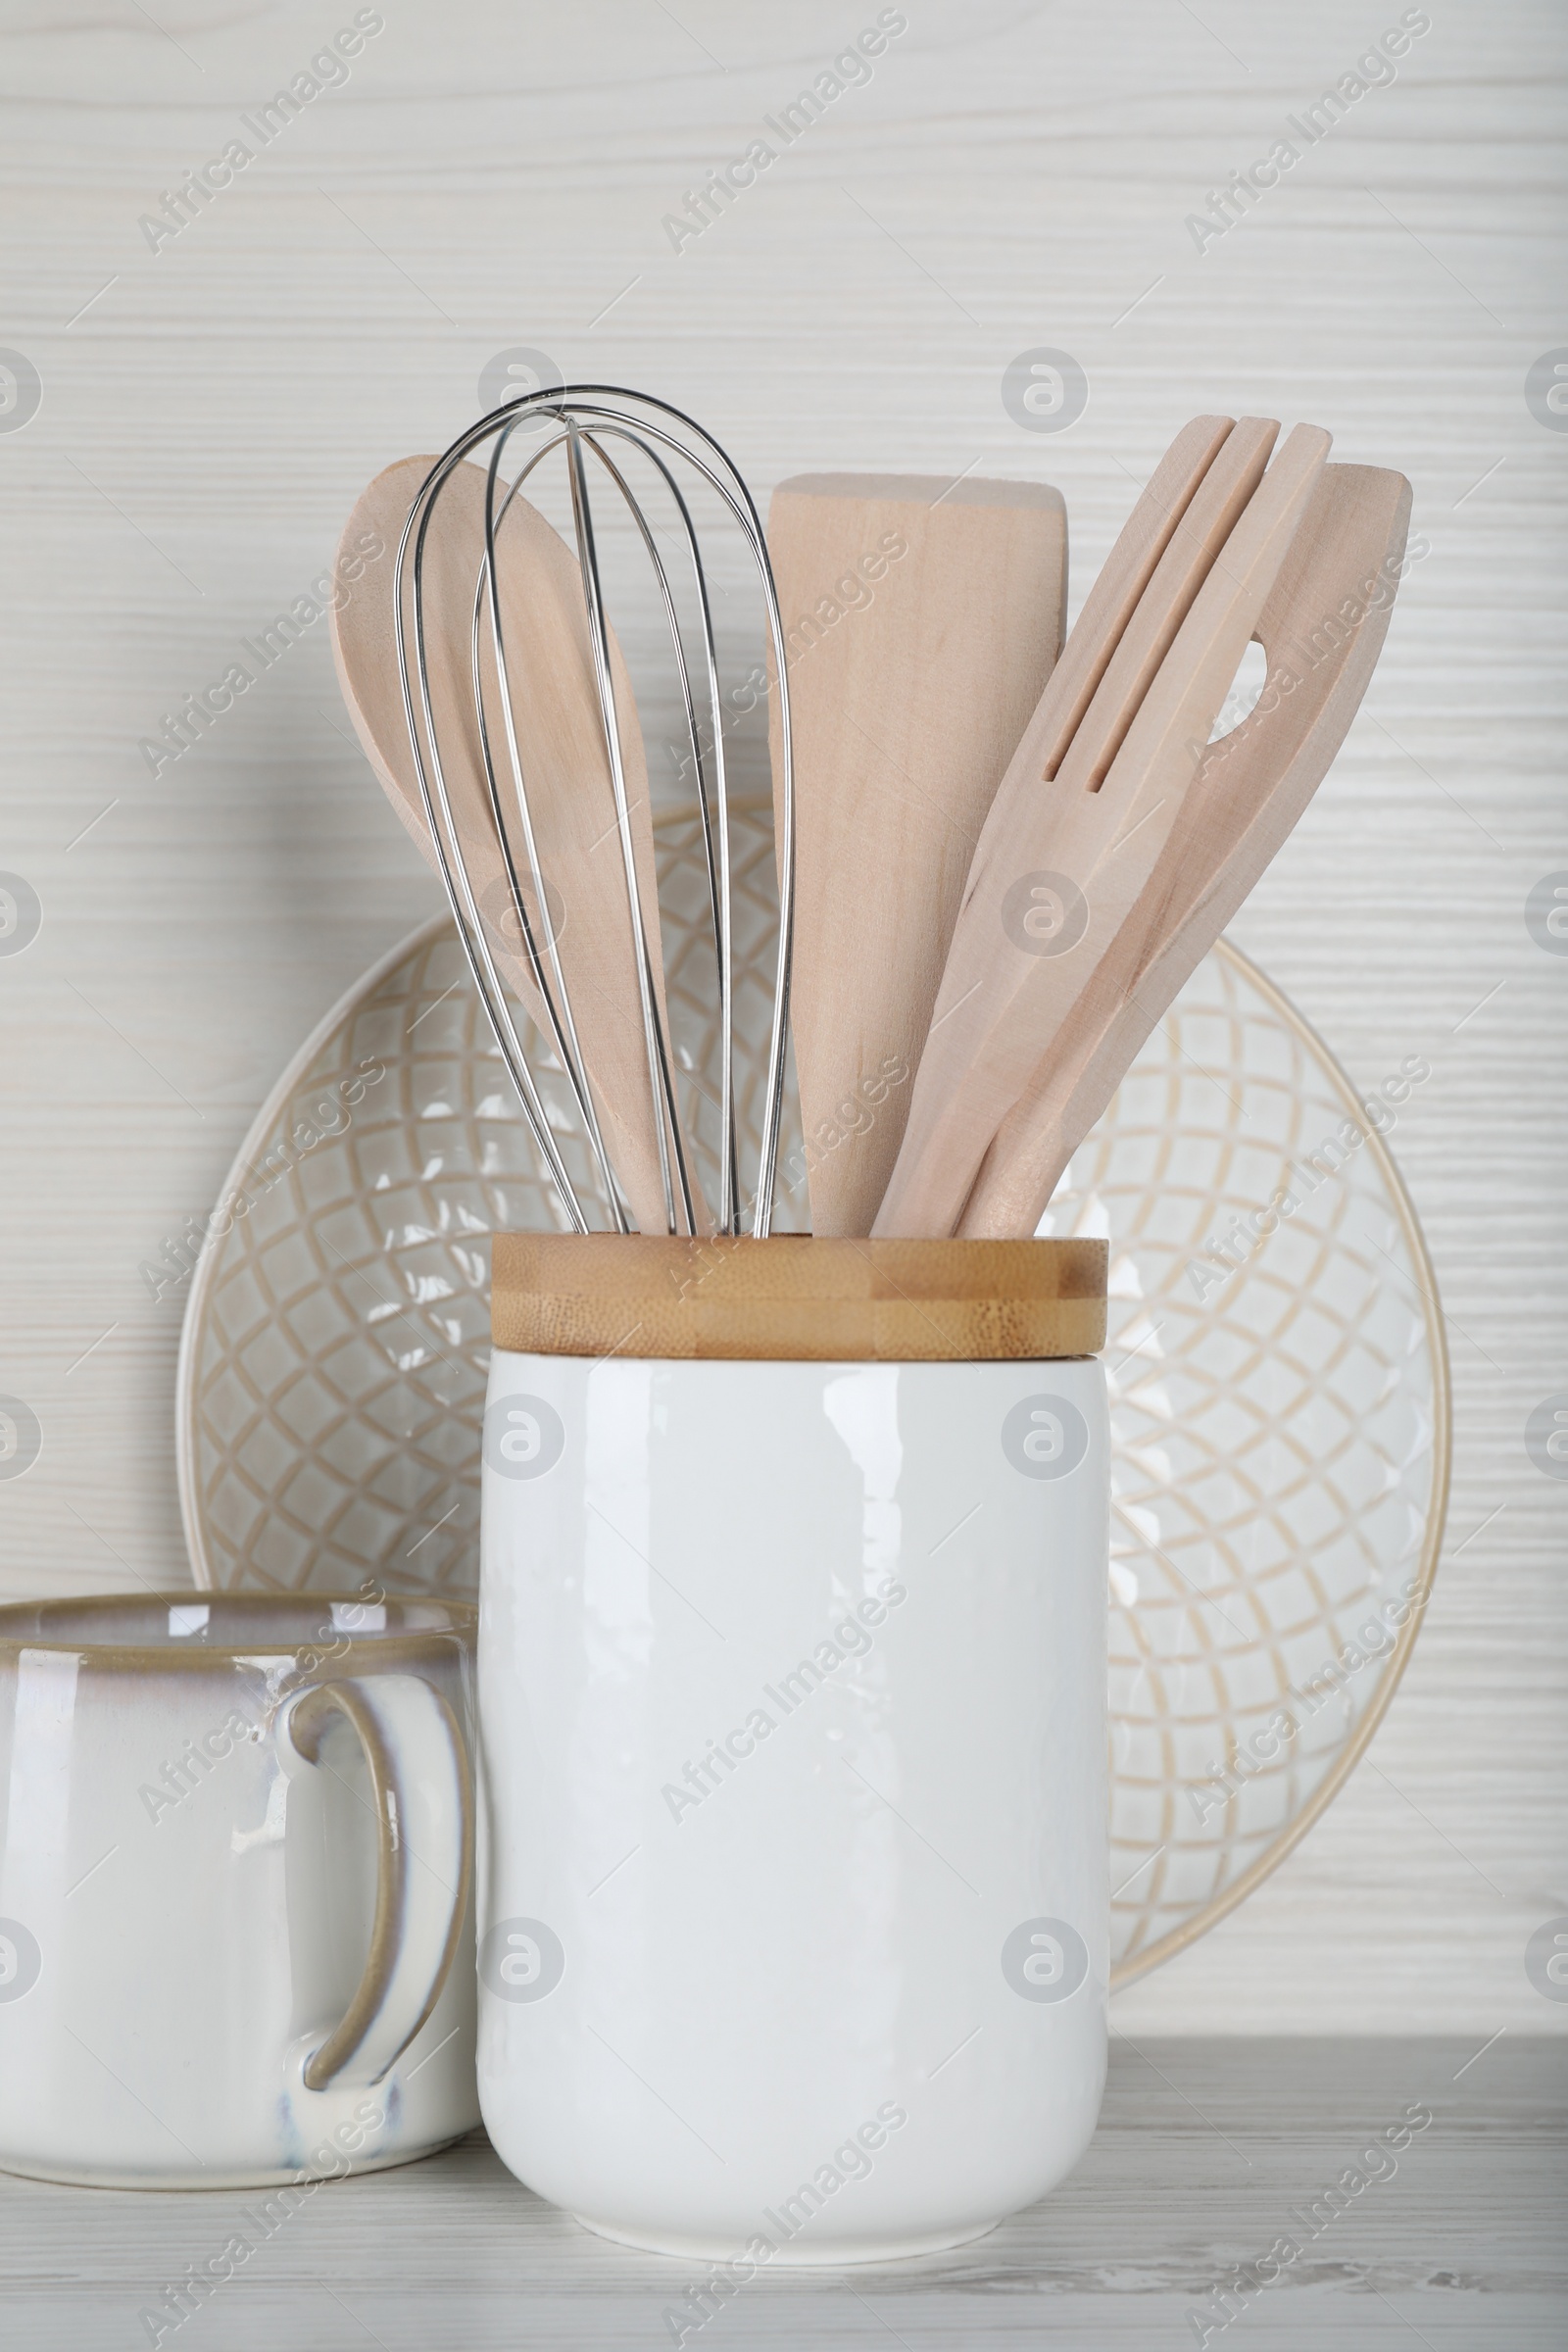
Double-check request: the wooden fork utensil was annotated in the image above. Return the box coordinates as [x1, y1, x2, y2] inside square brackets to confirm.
[875, 417, 1331, 1239]
[957, 461, 1413, 1236]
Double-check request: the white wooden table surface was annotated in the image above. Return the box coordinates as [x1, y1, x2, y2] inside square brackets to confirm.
[3, 2038, 1563, 2347]
[1, 0, 1564, 2046]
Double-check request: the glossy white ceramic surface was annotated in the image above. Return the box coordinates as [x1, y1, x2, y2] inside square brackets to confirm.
[478, 1351, 1109, 2262]
[0, 1596, 479, 2189]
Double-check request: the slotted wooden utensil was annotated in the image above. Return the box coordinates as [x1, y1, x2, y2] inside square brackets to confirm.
[876, 417, 1234, 1216]
[331, 454, 693, 1236]
[764, 471, 1067, 1235]
[875, 419, 1331, 1239]
[957, 461, 1413, 1236]
[957, 416, 1235, 909]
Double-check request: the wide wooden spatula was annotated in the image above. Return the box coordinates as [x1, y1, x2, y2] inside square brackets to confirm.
[765, 472, 1066, 1235]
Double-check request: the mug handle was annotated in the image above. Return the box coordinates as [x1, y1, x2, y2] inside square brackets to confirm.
[284, 1672, 472, 2094]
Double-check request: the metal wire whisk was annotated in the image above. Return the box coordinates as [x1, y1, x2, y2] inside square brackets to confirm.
[392, 384, 795, 1238]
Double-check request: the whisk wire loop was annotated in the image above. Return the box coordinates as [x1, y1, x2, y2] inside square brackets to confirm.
[396, 464, 591, 1233]
[392, 383, 793, 1239]
[474, 421, 630, 1229]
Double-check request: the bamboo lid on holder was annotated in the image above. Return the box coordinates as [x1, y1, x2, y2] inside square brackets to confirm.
[490, 1234, 1106, 1362]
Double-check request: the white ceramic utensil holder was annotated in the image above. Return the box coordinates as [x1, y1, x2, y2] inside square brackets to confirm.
[477, 1236, 1109, 2263]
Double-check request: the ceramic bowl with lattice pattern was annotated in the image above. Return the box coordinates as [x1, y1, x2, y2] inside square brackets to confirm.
[177, 801, 1447, 1984]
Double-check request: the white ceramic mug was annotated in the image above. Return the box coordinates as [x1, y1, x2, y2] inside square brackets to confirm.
[478, 1345, 1108, 2262]
[0, 1592, 478, 2188]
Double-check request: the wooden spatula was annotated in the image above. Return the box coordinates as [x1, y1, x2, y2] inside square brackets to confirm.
[957, 463, 1413, 1236]
[331, 455, 696, 1235]
[764, 471, 1066, 1235]
[874, 421, 1330, 1239]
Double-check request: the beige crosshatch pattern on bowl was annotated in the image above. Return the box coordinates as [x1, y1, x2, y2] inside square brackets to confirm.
[177, 799, 1448, 1987]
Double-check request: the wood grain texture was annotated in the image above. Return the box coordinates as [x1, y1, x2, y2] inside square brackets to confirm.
[866, 416, 1235, 1228]
[1017, 416, 1236, 785]
[491, 1232, 1106, 1358]
[1048, 417, 1278, 795]
[877, 418, 1332, 1236]
[962, 462, 1415, 1235]
[765, 470, 1066, 1234]
[0, 0, 1562, 2036]
[0, 2040, 1560, 2346]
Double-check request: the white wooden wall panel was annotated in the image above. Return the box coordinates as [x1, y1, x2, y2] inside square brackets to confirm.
[0, 0, 1562, 2034]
